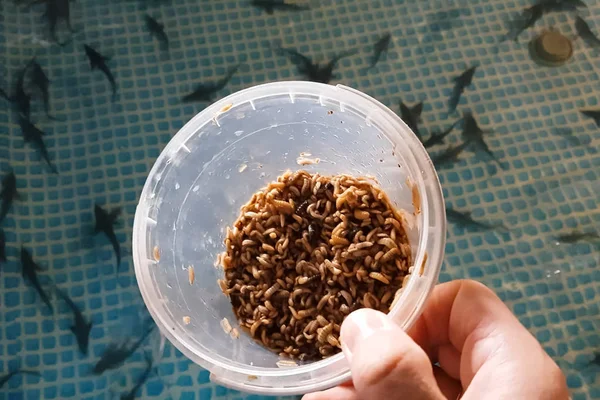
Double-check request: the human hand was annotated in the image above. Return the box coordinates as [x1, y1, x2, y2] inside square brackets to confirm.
[303, 280, 568, 400]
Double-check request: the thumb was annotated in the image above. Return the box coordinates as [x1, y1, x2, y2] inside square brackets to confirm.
[342, 309, 446, 400]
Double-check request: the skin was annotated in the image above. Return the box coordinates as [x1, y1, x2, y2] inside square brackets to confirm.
[303, 280, 569, 400]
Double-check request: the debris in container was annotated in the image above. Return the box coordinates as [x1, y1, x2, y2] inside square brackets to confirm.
[183, 316, 191, 325]
[188, 266, 195, 285]
[230, 328, 239, 339]
[296, 156, 320, 166]
[217, 170, 412, 360]
[221, 318, 232, 334]
[247, 375, 258, 381]
[238, 163, 248, 173]
[153, 246, 160, 261]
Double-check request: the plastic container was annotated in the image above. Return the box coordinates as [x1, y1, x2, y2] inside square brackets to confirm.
[133, 82, 446, 396]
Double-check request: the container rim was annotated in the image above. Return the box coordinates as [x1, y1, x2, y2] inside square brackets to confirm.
[133, 81, 446, 395]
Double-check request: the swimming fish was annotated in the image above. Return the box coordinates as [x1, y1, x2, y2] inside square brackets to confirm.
[576, 16, 600, 48]
[0, 229, 6, 265]
[0, 370, 41, 389]
[462, 113, 506, 170]
[0, 59, 34, 119]
[120, 352, 154, 400]
[0, 171, 21, 226]
[275, 46, 358, 84]
[20, 247, 53, 313]
[84, 44, 117, 101]
[579, 109, 600, 127]
[94, 204, 122, 270]
[505, 3, 544, 42]
[399, 101, 423, 140]
[55, 286, 92, 355]
[555, 230, 600, 244]
[182, 64, 241, 103]
[145, 14, 168, 50]
[431, 142, 469, 168]
[30, 60, 55, 119]
[446, 208, 508, 231]
[251, 0, 309, 14]
[18, 116, 58, 174]
[93, 325, 155, 374]
[365, 32, 392, 70]
[448, 65, 477, 113]
[422, 119, 462, 148]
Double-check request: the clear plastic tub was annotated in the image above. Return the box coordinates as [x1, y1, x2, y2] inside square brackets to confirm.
[132, 82, 446, 396]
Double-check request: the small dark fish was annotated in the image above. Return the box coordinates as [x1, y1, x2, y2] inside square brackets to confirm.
[145, 15, 168, 50]
[0, 171, 21, 225]
[423, 119, 462, 148]
[366, 32, 392, 70]
[462, 113, 506, 170]
[120, 353, 154, 400]
[0, 60, 34, 119]
[446, 208, 508, 231]
[552, 128, 595, 151]
[182, 64, 241, 103]
[448, 66, 477, 113]
[576, 16, 600, 48]
[505, 4, 544, 42]
[0, 370, 41, 389]
[431, 142, 469, 168]
[20, 247, 53, 313]
[535, 0, 587, 13]
[94, 204, 122, 270]
[555, 231, 600, 244]
[55, 286, 92, 355]
[18, 117, 58, 174]
[275, 46, 358, 84]
[0, 229, 6, 264]
[30, 60, 55, 119]
[93, 325, 155, 374]
[579, 109, 600, 127]
[28, 0, 74, 45]
[399, 101, 424, 140]
[251, 0, 309, 14]
[84, 44, 117, 101]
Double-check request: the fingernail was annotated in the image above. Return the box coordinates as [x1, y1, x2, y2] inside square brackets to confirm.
[341, 309, 395, 360]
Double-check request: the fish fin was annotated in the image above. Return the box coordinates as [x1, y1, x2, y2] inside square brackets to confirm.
[412, 102, 423, 117]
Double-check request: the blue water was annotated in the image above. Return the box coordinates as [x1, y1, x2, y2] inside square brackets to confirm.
[1, 0, 599, 398]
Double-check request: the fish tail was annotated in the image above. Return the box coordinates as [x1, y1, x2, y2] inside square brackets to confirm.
[100, 65, 117, 100]
[107, 231, 121, 268]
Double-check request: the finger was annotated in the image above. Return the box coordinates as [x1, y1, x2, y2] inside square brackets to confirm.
[437, 344, 461, 380]
[408, 280, 569, 399]
[342, 308, 446, 400]
[432, 366, 462, 400]
[302, 385, 359, 400]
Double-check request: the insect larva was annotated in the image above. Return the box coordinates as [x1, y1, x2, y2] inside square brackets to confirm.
[377, 237, 398, 249]
[250, 319, 264, 337]
[327, 334, 341, 348]
[276, 359, 298, 368]
[316, 315, 329, 327]
[369, 272, 390, 284]
[353, 209, 370, 220]
[188, 266, 195, 285]
[152, 246, 160, 261]
[317, 323, 333, 344]
[264, 283, 279, 299]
